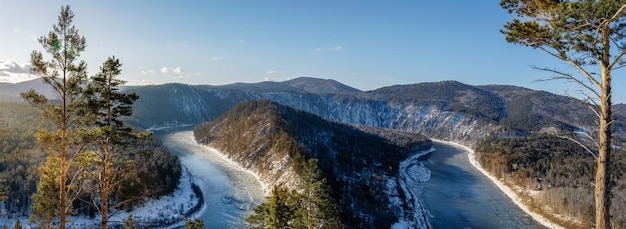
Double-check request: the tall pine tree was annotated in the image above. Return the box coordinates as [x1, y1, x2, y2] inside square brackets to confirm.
[293, 159, 342, 229]
[245, 186, 294, 229]
[246, 158, 342, 229]
[83, 56, 150, 229]
[500, 1, 626, 228]
[22, 5, 91, 229]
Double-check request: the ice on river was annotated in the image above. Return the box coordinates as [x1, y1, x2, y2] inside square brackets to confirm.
[160, 130, 265, 229]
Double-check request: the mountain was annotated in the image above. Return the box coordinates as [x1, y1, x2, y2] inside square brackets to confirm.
[282, 77, 360, 94]
[0, 78, 55, 98]
[193, 100, 432, 228]
[125, 78, 625, 147]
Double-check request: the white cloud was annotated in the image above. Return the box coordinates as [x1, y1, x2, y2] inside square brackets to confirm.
[13, 28, 21, 34]
[210, 57, 223, 62]
[265, 70, 279, 76]
[140, 69, 156, 75]
[160, 66, 184, 75]
[313, 45, 343, 52]
[0, 60, 38, 83]
[264, 76, 270, 81]
[329, 45, 343, 51]
[125, 79, 156, 86]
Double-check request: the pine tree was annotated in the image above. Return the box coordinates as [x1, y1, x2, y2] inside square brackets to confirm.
[29, 156, 60, 228]
[21, 5, 90, 229]
[184, 218, 205, 229]
[500, 1, 626, 228]
[83, 56, 150, 229]
[246, 159, 343, 229]
[0, 179, 7, 202]
[124, 214, 136, 229]
[245, 186, 294, 229]
[12, 219, 21, 229]
[293, 158, 342, 229]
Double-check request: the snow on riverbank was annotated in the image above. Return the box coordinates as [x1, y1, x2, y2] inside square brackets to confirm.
[391, 147, 436, 229]
[433, 139, 565, 229]
[189, 134, 269, 195]
[0, 166, 205, 229]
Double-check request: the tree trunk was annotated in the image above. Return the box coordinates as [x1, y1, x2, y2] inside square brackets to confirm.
[60, 78, 68, 229]
[595, 75, 612, 228]
[101, 146, 110, 229]
[60, 129, 66, 229]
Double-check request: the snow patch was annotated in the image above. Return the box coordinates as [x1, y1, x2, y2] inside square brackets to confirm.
[390, 147, 435, 229]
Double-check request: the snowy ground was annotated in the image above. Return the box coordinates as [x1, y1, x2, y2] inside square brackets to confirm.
[435, 139, 565, 229]
[390, 147, 436, 229]
[0, 166, 205, 229]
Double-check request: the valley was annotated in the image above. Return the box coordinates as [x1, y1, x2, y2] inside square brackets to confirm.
[1, 77, 625, 228]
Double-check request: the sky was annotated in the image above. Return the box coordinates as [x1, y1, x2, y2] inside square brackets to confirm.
[1, 1, 625, 103]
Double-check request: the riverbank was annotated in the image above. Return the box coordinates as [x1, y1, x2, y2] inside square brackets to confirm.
[392, 147, 436, 229]
[189, 134, 269, 195]
[434, 139, 564, 229]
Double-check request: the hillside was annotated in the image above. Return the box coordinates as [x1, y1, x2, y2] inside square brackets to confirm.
[283, 77, 361, 94]
[193, 100, 432, 228]
[0, 100, 182, 220]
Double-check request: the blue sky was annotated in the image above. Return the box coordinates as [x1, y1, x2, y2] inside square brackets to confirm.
[1, 1, 625, 103]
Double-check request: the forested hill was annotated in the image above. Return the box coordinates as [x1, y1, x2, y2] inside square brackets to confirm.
[0, 100, 182, 219]
[193, 99, 432, 228]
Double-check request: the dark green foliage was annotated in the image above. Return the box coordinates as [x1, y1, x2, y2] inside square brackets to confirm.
[246, 186, 295, 229]
[124, 214, 135, 229]
[0, 102, 43, 216]
[12, 219, 21, 229]
[184, 218, 204, 229]
[246, 160, 342, 229]
[292, 159, 342, 229]
[0, 179, 7, 202]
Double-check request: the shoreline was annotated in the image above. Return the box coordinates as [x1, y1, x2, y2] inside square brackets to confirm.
[432, 139, 564, 229]
[393, 147, 437, 229]
[188, 132, 269, 195]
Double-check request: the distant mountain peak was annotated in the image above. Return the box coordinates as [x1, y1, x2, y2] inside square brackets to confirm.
[282, 76, 360, 94]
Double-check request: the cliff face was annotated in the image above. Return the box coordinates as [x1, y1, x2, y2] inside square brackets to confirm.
[129, 79, 513, 146]
[127, 78, 625, 146]
[193, 100, 432, 228]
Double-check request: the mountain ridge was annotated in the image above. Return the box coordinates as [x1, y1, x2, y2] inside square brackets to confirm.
[193, 99, 432, 228]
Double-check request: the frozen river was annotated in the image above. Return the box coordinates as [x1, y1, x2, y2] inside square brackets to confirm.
[157, 128, 546, 229]
[418, 141, 546, 229]
[156, 129, 265, 229]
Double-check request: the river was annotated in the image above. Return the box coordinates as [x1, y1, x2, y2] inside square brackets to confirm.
[155, 129, 265, 229]
[418, 141, 545, 229]
[157, 128, 545, 229]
